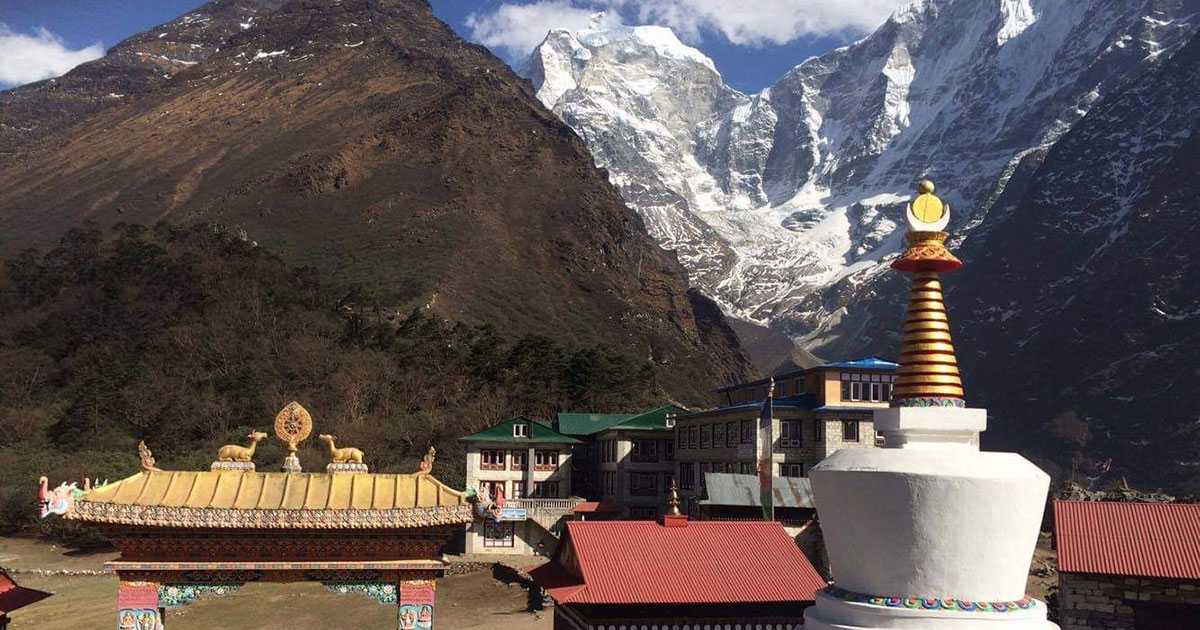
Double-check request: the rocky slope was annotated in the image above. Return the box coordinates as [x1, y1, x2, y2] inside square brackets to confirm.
[0, 0, 289, 156]
[0, 0, 752, 395]
[527, 0, 1200, 359]
[952, 30, 1200, 492]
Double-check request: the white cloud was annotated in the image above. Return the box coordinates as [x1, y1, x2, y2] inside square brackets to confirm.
[465, 2, 610, 61]
[609, 0, 912, 46]
[0, 22, 104, 88]
[467, 0, 912, 54]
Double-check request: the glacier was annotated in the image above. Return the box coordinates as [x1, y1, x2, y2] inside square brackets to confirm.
[524, 0, 1200, 358]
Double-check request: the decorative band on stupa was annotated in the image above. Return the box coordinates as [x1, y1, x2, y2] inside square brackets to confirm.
[891, 180, 965, 408]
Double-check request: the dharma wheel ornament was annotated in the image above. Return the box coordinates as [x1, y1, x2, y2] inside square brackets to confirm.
[274, 401, 313, 473]
[890, 179, 965, 408]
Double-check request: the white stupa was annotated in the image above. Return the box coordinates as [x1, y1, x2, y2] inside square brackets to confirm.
[804, 181, 1058, 630]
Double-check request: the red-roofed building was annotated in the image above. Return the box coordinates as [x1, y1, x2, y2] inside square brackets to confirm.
[1054, 500, 1200, 629]
[0, 570, 51, 629]
[529, 515, 825, 629]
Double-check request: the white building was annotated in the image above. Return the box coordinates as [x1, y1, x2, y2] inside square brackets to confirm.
[460, 417, 582, 555]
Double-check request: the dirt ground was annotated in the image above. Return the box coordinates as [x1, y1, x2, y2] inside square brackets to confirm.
[0, 538, 551, 630]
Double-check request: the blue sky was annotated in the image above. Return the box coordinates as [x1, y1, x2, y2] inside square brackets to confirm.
[0, 0, 909, 92]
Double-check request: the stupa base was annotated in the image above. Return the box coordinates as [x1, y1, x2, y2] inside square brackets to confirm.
[804, 591, 1058, 629]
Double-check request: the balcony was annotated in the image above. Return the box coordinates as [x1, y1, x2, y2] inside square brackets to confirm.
[510, 497, 585, 512]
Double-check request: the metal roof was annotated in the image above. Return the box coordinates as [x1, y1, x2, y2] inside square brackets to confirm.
[700, 473, 815, 509]
[822, 356, 899, 370]
[606, 405, 687, 432]
[1054, 500, 1200, 579]
[459, 417, 582, 444]
[529, 520, 827, 605]
[677, 394, 817, 420]
[570, 501, 621, 514]
[0, 570, 51, 615]
[554, 412, 636, 436]
[62, 470, 474, 529]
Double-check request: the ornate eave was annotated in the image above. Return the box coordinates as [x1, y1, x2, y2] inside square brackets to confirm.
[69, 501, 473, 529]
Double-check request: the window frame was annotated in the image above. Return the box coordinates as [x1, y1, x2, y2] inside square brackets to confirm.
[534, 450, 559, 471]
[512, 422, 528, 438]
[843, 420, 859, 442]
[481, 450, 506, 471]
[483, 520, 515, 547]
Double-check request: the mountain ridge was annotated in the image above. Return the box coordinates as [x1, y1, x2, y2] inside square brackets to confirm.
[0, 0, 753, 397]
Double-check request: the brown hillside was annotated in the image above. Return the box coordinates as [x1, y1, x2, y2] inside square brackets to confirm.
[0, 0, 751, 392]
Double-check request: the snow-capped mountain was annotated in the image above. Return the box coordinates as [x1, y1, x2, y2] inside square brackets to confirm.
[526, 0, 1200, 358]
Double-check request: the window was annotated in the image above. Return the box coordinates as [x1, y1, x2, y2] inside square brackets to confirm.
[629, 507, 657, 520]
[511, 483, 526, 499]
[780, 420, 802, 448]
[665, 440, 674, 461]
[677, 428, 688, 450]
[814, 420, 825, 442]
[843, 420, 859, 442]
[700, 463, 711, 489]
[701, 424, 711, 448]
[534, 481, 560, 498]
[629, 472, 657, 496]
[663, 472, 675, 490]
[510, 450, 527, 471]
[483, 521, 514, 547]
[535, 450, 559, 471]
[601, 472, 616, 496]
[513, 422, 528, 438]
[741, 420, 753, 444]
[740, 462, 753, 475]
[870, 382, 883, 402]
[481, 450, 505, 471]
[689, 426, 699, 449]
[679, 463, 695, 489]
[631, 440, 659, 463]
[781, 463, 804, 478]
[726, 422, 739, 446]
[712, 423, 724, 448]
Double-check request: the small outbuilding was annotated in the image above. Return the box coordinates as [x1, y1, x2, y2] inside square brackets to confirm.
[1054, 500, 1200, 629]
[529, 513, 826, 629]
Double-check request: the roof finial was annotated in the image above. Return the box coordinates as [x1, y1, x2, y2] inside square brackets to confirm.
[890, 179, 965, 407]
[667, 479, 682, 516]
[767, 376, 776, 400]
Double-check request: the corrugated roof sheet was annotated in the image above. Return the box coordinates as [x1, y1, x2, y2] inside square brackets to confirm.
[459, 417, 582, 444]
[608, 405, 686, 431]
[700, 473, 815, 509]
[822, 356, 899, 370]
[529, 520, 826, 604]
[80, 471, 467, 510]
[0, 570, 51, 615]
[1054, 500, 1200, 579]
[554, 412, 635, 436]
[570, 501, 621, 514]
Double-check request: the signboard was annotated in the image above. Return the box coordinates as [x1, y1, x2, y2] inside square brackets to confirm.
[496, 507, 527, 522]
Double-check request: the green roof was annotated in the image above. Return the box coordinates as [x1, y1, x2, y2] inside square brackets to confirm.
[459, 417, 581, 444]
[609, 405, 687, 431]
[554, 412, 636, 437]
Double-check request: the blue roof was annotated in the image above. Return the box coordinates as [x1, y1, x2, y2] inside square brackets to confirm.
[822, 356, 899, 371]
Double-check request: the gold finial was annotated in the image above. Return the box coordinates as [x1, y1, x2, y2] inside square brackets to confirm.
[890, 179, 965, 407]
[274, 401, 313, 455]
[138, 440, 162, 473]
[767, 376, 776, 399]
[667, 479, 681, 516]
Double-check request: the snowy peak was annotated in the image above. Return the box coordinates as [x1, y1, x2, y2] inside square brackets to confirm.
[527, 0, 1200, 359]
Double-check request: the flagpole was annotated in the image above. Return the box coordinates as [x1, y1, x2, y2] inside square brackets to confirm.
[758, 377, 775, 521]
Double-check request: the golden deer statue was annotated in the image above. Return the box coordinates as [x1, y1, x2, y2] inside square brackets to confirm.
[318, 434, 364, 464]
[217, 431, 268, 462]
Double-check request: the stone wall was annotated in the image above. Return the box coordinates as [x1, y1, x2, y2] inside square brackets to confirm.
[1060, 572, 1200, 629]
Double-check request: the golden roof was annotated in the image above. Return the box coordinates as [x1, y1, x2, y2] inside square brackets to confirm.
[70, 471, 472, 529]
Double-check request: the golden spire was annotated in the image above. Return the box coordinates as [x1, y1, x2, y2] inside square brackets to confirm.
[891, 180, 965, 407]
[667, 479, 682, 516]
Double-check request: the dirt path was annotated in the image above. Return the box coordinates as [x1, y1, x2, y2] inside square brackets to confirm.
[1, 538, 550, 630]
